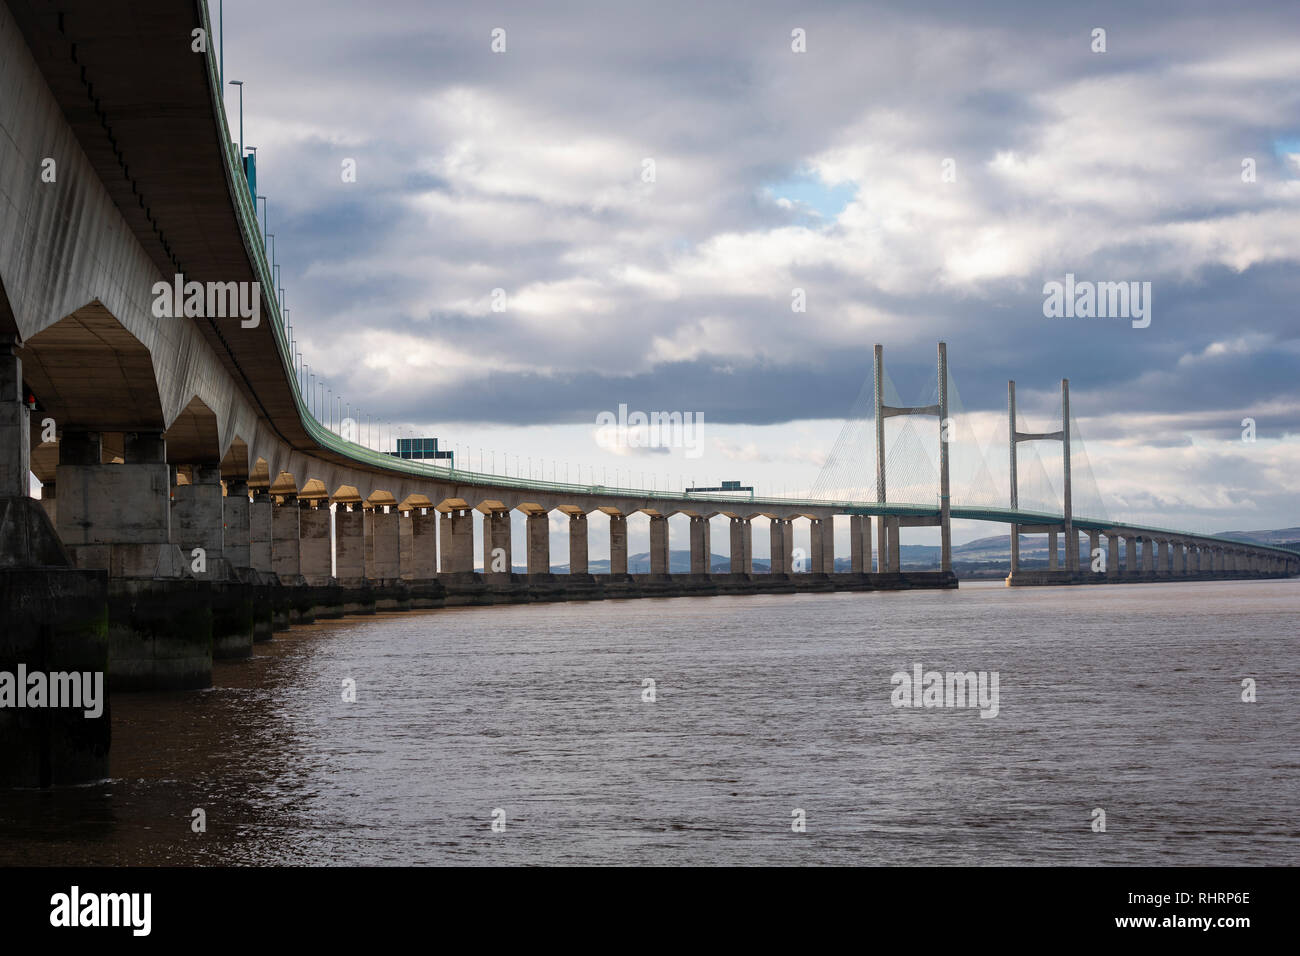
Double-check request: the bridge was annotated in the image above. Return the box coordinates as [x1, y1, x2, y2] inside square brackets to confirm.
[1, 0, 1296, 786]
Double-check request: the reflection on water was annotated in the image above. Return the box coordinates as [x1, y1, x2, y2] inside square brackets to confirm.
[2, 579, 1297, 865]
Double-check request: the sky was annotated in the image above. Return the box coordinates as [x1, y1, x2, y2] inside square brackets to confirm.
[218, 0, 1300, 555]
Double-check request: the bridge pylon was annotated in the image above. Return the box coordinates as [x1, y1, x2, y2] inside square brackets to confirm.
[1008, 378, 1074, 577]
[873, 342, 951, 573]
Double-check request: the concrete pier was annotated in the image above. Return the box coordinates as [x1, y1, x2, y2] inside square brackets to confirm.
[439, 508, 473, 575]
[649, 514, 669, 575]
[484, 509, 511, 576]
[569, 512, 589, 575]
[729, 517, 752, 574]
[609, 514, 628, 575]
[526, 511, 550, 576]
[272, 495, 302, 581]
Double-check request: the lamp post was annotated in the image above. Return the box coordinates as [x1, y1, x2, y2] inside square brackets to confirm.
[227, 80, 243, 157]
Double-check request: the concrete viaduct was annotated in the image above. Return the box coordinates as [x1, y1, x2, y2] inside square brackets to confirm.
[1, 0, 1296, 786]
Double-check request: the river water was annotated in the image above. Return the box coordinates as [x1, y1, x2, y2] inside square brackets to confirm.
[2, 579, 1296, 866]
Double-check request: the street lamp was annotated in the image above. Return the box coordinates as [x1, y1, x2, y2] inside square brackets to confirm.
[227, 80, 243, 158]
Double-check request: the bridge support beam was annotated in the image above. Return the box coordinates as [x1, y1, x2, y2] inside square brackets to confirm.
[886, 517, 900, 573]
[569, 512, 588, 575]
[1086, 531, 1099, 574]
[816, 517, 835, 573]
[1156, 538, 1169, 576]
[809, 518, 824, 574]
[729, 517, 752, 574]
[57, 430, 184, 577]
[401, 508, 438, 579]
[649, 514, 669, 575]
[250, 489, 273, 572]
[172, 464, 226, 577]
[609, 514, 628, 576]
[39, 480, 56, 526]
[366, 507, 400, 579]
[223, 479, 251, 570]
[526, 511, 550, 576]
[1126, 536, 1138, 577]
[1106, 534, 1119, 579]
[438, 508, 473, 575]
[405, 504, 436, 580]
[849, 515, 871, 573]
[335, 504, 365, 583]
[769, 518, 786, 574]
[1, 342, 110, 786]
[271, 494, 302, 582]
[483, 510, 511, 576]
[299, 500, 332, 584]
[689, 515, 710, 574]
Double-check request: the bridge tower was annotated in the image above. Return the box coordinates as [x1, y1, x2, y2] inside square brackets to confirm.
[873, 342, 952, 573]
[1007, 378, 1074, 576]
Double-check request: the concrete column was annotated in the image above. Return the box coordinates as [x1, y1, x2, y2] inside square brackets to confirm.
[299, 499, 332, 584]
[1125, 535, 1137, 576]
[172, 463, 225, 575]
[769, 518, 786, 574]
[1087, 531, 1099, 574]
[689, 515, 710, 574]
[401, 508, 437, 579]
[250, 488, 273, 572]
[569, 512, 589, 574]
[782, 518, 795, 573]
[483, 510, 511, 575]
[1157, 537, 1169, 576]
[367, 506, 402, 579]
[887, 517, 900, 572]
[875, 515, 888, 574]
[271, 494, 301, 581]
[335, 504, 365, 582]
[0, 342, 30, 499]
[223, 479, 251, 569]
[39, 480, 56, 526]
[1048, 531, 1059, 570]
[819, 516, 836, 573]
[526, 511, 550, 575]
[438, 508, 473, 574]
[1106, 534, 1119, 579]
[609, 514, 628, 575]
[808, 518, 824, 574]
[728, 516, 752, 574]
[1213, 548, 1224, 573]
[1141, 536, 1154, 574]
[1009, 523, 1020, 575]
[1172, 541, 1185, 575]
[649, 514, 669, 575]
[850, 515, 867, 572]
[57, 430, 179, 577]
